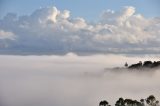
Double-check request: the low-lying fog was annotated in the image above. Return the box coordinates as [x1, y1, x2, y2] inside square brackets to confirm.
[0, 53, 160, 106]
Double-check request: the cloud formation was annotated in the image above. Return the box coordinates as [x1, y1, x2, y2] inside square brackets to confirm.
[0, 6, 160, 55]
[0, 30, 15, 40]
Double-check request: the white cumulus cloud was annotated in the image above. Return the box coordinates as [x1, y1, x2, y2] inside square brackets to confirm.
[0, 6, 160, 55]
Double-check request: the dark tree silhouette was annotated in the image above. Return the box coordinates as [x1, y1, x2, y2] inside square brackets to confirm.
[143, 61, 153, 68]
[152, 61, 160, 68]
[140, 99, 145, 106]
[124, 99, 137, 106]
[99, 100, 109, 106]
[128, 61, 142, 69]
[125, 62, 128, 68]
[99, 95, 159, 106]
[146, 95, 159, 106]
[115, 98, 125, 106]
[126, 60, 160, 70]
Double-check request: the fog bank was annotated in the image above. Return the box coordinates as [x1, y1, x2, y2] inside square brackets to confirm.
[0, 54, 160, 106]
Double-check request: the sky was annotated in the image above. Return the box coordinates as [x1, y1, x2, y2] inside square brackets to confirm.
[0, 1, 160, 105]
[1, 0, 160, 20]
[0, 0, 160, 55]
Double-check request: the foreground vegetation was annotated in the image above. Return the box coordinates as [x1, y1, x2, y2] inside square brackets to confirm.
[99, 95, 159, 106]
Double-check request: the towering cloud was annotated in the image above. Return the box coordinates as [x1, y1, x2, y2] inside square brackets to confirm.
[0, 6, 160, 55]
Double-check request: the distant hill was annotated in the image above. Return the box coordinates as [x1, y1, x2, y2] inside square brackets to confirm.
[127, 61, 160, 70]
[107, 61, 160, 72]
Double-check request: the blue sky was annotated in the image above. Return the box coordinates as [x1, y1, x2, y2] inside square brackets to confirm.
[0, 0, 160, 21]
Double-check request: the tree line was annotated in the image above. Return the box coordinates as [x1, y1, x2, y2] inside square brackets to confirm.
[124, 61, 160, 69]
[99, 95, 159, 106]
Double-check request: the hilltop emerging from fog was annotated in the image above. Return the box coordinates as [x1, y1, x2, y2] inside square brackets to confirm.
[122, 61, 160, 70]
[127, 61, 160, 69]
[111, 60, 160, 71]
